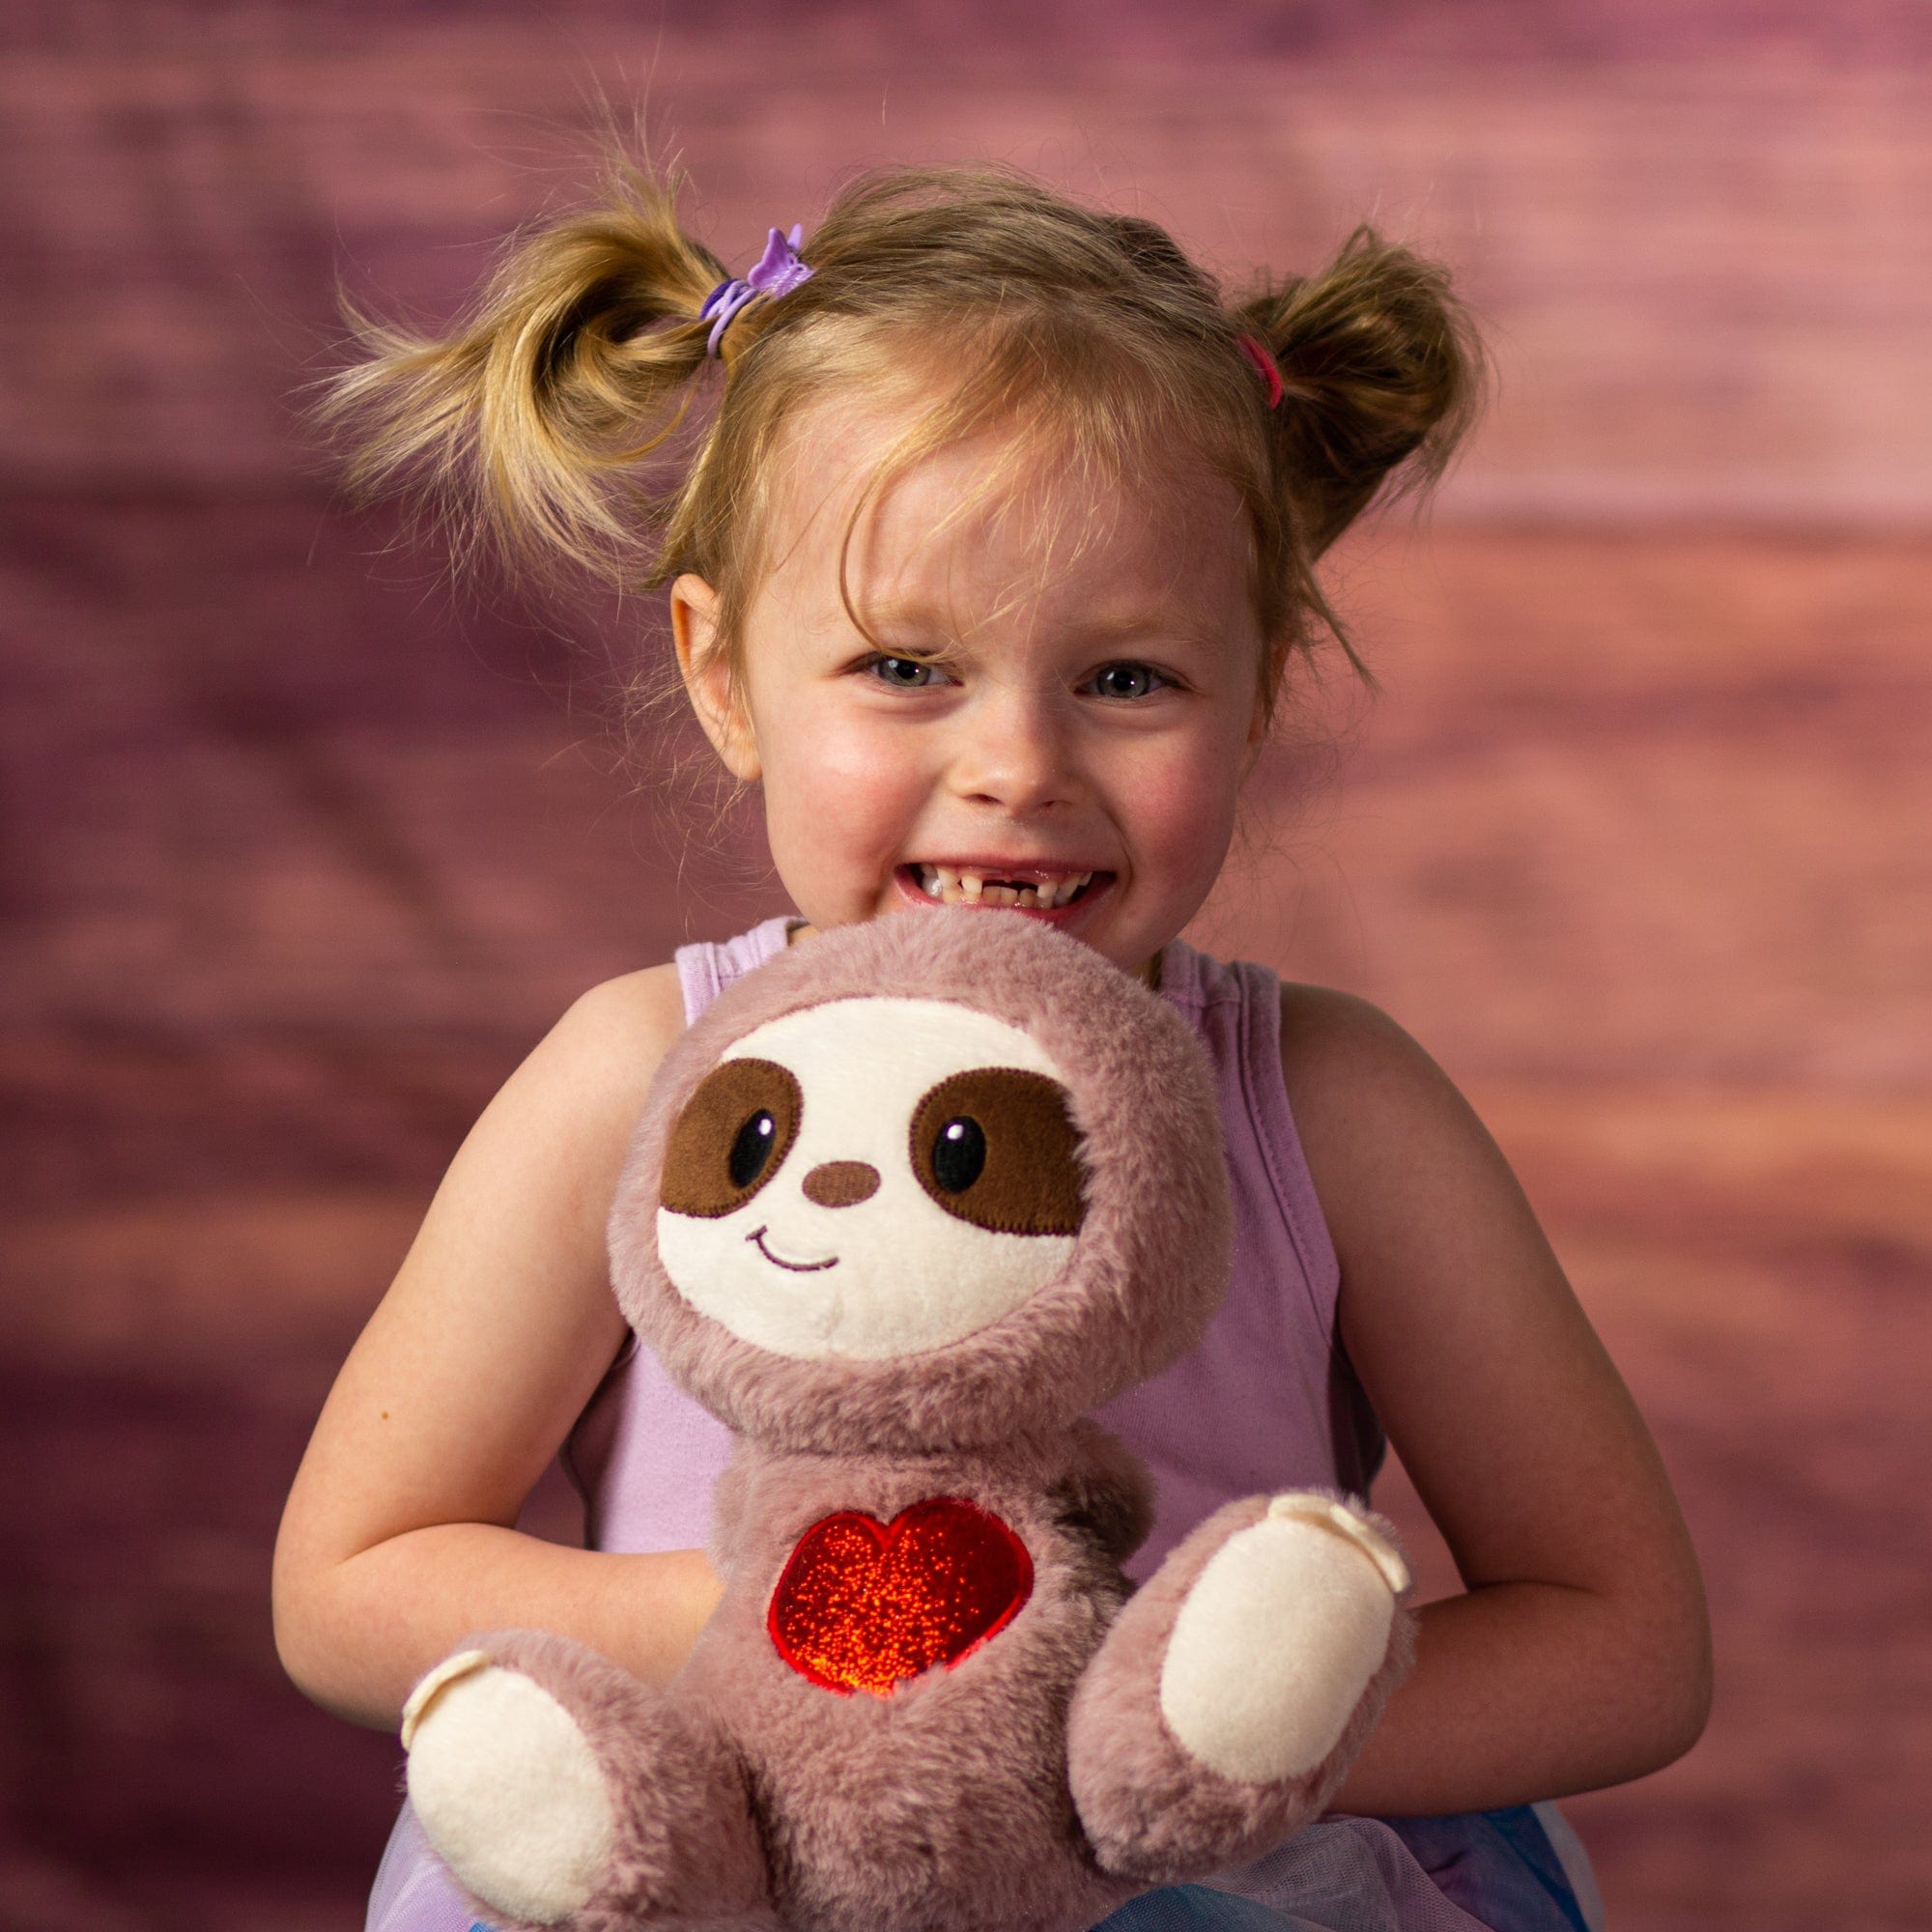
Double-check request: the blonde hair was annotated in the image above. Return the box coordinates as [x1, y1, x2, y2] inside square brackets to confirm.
[321, 156, 1485, 725]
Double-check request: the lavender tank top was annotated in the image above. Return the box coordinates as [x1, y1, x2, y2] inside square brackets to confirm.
[561, 916, 1385, 1574]
[366, 917, 1605, 1932]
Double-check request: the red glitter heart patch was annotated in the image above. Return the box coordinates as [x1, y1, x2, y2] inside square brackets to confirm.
[768, 1497, 1034, 1697]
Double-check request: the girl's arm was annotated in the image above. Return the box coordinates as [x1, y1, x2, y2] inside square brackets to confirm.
[271, 966, 721, 1733]
[1278, 984, 1713, 1815]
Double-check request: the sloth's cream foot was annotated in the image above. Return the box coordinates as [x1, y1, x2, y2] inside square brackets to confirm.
[404, 1655, 615, 1925]
[1158, 1492, 1407, 1782]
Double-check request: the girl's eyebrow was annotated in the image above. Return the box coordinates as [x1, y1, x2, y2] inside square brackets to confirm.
[1066, 608, 1220, 649]
[856, 596, 1218, 651]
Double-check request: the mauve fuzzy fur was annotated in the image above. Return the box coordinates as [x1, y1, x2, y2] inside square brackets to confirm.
[607, 911, 1234, 1454]
[431, 1625, 775, 1932]
[420, 916, 1411, 1932]
[1065, 1490, 1418, 1887]
[677, 1429, 1155, 1932]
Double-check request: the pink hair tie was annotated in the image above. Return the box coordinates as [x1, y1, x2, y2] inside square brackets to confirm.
[1236, 333, 1284, 410]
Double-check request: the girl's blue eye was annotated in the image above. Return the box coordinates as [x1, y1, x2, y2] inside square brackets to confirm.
[869, 656, 936, 688]
[1092, 663, 1163, 699]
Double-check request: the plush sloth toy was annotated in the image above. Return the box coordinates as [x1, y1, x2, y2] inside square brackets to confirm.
[401, 912, 1414, 1932]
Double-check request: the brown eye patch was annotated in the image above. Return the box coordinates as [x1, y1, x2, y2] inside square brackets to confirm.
[909, 1067, 1087, 1236]
[661, 1057, 803, 1217]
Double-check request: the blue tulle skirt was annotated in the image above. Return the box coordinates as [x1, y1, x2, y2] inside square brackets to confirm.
[1087, 1806, 1600, 1932]
[435, 1804, 1599, 1932]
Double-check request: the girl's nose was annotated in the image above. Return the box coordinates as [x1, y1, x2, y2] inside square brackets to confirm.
[802, 1160, 880, 1207]
[948, 690, 1075, 813]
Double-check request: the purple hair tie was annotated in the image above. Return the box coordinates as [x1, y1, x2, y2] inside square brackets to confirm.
[699, 224, 814, 356]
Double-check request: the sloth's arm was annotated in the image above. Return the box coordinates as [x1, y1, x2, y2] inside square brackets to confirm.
[1046, 1419, 1155, 1567]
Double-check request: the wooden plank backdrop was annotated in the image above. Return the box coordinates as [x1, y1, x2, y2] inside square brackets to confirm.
[2, 6, 1926, 1927]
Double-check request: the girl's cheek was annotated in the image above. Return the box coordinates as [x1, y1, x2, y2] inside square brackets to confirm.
[799, 709, 926, 807]
[763, 711, 929, 861]
[1130, 736, 1245, 847]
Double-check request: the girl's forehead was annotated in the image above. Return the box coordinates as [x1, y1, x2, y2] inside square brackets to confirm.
[759, 392, 1252, 633]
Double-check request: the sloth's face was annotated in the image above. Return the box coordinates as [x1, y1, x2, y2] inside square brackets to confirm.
[656, 998, 1088, 1360]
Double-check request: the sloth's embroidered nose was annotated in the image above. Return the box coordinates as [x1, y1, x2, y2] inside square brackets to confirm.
[803, 1160, 880, 1208]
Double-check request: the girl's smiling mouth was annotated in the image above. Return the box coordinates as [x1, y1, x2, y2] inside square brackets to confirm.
[749, 1226, 839, 1273]
[897, 863, 1110, 918]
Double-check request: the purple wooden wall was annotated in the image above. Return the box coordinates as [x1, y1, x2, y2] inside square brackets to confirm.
[3, 6, 1927, 1927]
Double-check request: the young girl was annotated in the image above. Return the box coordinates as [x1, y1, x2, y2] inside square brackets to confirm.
[273, 160, 1710, 1932]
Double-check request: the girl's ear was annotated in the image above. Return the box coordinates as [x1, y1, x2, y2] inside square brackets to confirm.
[671, 575, 762, 782]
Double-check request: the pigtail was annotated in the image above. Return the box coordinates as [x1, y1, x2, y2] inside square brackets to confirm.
[1238, 227, 1487, 557]
[317, 157, 729, 582]
[315, 149, 1487, 731]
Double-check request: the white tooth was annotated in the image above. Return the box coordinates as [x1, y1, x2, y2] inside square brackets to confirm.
[984, 885, 1018, 906]
[944, 879, 966, 905]
[936, 866, 959, 901]
[961, 872, 984, 901]
[1052, 876, 1076, 907]
[917, 864, 940, 895]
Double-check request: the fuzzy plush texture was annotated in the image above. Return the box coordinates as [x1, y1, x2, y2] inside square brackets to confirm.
[412, 1628, 772, 1932]
[678, 1433, 1149, 1932]
[405, 1662, 615, 1922]
[403, 914, 1413, 1932]
[1065, 1489, 1418, 1887]
[653, 999, 1082, 1361]
[608, 912, 1235, 1454]
[1157, 1497, 1401, 1781]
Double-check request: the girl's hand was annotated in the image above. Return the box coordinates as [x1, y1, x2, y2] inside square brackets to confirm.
[272, 965, 710, 1730]
[1278, 985, 1713, 1813]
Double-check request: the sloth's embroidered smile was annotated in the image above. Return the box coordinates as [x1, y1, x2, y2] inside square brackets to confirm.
[749, 1226, 839, 1273]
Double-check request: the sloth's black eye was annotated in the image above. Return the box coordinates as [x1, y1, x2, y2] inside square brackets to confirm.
[729, 1110, 780, 1188]
[661, 1058, 801, 1218]
[930, 1116, 987, 1193]
[909, 1067, 1087, 1236]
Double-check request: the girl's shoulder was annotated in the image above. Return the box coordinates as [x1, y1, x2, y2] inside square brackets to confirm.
[477, 963, 690, 1158]
[534, 957, 688, 1070]
[1276, 979, 1450, 1112]
[565, 960, 689, 1049]
[1276, 979, 1450, 1100]
[1272, 980, 1504, 1277]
